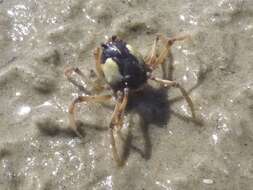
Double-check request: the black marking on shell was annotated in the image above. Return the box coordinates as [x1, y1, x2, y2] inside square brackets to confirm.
[101, 39, 148, 91]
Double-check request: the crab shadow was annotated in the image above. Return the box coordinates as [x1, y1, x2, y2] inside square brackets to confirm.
[123, 85, 172, 161]
[121, 57, 205, 162]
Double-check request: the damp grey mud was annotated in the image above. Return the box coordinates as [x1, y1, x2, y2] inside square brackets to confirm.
[0, 0, 253, 189]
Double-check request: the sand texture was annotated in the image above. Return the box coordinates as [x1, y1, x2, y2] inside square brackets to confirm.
[0, 0, 253, 189]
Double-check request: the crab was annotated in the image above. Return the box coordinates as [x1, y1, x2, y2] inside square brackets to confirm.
[65, 34, 195, 166]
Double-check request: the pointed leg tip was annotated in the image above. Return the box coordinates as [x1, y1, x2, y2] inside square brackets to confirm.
[191, 114, 205, 127]
[69, 120, 84, 138]
[75, 130, 83, 138]
[116, 161, 124, 167]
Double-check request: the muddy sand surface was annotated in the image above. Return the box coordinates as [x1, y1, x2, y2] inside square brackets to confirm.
[0, 0, 253, 189]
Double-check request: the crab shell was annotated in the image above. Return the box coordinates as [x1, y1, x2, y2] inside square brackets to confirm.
[100, 39, 149, 92]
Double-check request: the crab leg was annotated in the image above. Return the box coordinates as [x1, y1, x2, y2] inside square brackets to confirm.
[64, 66, 90, 93]
[145, 35, 159, 66]
[155, 34, 190, 67]
[118, 88, 129, 125]
[93, 47, 104, 79]
[68, 95, 112, 137]
[150, 76, 195, 119]
[109, 88, 129, 166]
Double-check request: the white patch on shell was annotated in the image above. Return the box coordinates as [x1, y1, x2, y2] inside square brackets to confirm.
[101, 58, 123, 85]
[126, 44, 144, 64]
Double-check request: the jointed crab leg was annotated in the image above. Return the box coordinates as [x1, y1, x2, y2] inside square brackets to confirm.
[145, 36, 159, 66]
[150, 76, 195, 119]
[64, 66, 89, 92]
[109, 88, 129, 129]
[109, 88, 129, 166]
[65, 47, 105, 93]
[146, 34, 190, 70]
[65, 67, 87, 79]
[109, 128, 121, 166]
[109, 94, 122, 129]
[158, 34, 190, 45]
[93, 47, 104, 79]
[68, 95, 112, 137]
[118, 89, 129, 122]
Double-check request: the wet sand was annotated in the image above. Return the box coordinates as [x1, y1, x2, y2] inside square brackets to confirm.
[0, 0, 253, 189]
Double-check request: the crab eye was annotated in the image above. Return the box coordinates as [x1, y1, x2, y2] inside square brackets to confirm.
[101, 43, 108, 49]
[111, 35, 117, 41]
